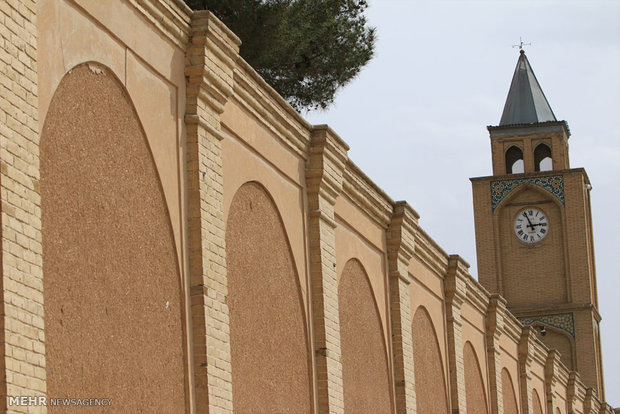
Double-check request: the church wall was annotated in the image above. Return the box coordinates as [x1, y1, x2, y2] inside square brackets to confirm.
[0, 0, 613, 412]
[334, 194, 389, 337]
[37, 0, 189, 264]
[499, 326, 522, 413]
[220, 104, 309, 313]
[410, 306, 449, 412]
[0, 0, 45, 407]
[338, 259, 392, 413]
[408, 257, 449, 386]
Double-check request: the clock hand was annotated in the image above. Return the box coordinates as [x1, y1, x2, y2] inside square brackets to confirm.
[523, 212, 534, 229]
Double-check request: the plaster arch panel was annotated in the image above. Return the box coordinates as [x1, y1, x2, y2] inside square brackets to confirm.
[225, 182, 312, 413]
[334, 219, 388, 340]
[407, 266, 449, 377]
[463, 341, 489, 414]
[411, 306, 449, 413]
[41, 64, 187, 412]
[501, 368, 519, 414]
[532, 388, 544, 414]
[38, 0, 187, 268]
[461, 316, 490, 406]
[338, 258, 392, 413]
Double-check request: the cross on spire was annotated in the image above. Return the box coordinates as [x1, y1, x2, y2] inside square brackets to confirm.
[512, 37, 532, 53]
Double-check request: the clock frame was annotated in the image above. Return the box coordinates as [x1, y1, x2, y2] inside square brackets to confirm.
[513, 207, 549, 244]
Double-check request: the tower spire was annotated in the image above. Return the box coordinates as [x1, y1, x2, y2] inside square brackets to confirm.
[499, 51, 556, 126]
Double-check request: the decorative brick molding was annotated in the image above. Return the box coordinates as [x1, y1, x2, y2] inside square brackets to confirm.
[445, 255, 470, 413]
[387, 201, 418, 413]
[306, 125, 348, 413]
[0, 0, 47, 411]
[185, 11, 240, 413]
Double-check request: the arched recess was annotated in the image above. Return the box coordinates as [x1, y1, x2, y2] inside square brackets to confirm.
[534, 324, 575, 370]
[463, 341, 489, 414]
[40, 64, 186, 411]
[505, 146, 524, 174]
[501, 368, 519, 414]
[338, 258, 392, 413]
[534, 143, 553, 172]
[532, 388, 544, 414]
[497, 185, 567, 306]
[226, 181, 312, 412]
[411, 306, 448, 413]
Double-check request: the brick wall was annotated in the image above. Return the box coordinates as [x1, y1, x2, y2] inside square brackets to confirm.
[0, 0, 46, 411]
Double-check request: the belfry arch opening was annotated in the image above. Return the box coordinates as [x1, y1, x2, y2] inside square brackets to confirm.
[534, 143, 552, 172]
[505, 146, 524, 174]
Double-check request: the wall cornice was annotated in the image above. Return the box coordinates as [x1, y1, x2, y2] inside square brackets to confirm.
[342, 160, 393, 228]
[232, 60, 312, 159]
[129, 0, 192, 49]
[413, 227, 450, 279]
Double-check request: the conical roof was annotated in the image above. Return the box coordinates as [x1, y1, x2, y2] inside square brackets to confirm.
[499, 50, 556, 126]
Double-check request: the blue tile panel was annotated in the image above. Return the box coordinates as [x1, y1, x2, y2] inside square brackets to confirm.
[518, 313, 575, 338]
[491, 175, 564, 211]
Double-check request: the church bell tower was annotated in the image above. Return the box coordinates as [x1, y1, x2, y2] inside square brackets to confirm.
[470, 49, 605, 398]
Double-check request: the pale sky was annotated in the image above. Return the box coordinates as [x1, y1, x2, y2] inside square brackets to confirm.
[305, 0, 620, 404]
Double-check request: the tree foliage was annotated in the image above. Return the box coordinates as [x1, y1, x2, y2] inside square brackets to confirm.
[185, 0, 375, 111]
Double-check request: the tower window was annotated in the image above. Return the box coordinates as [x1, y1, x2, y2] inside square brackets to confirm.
[534, 144, 552, 172]
[505, 146, 524, 174]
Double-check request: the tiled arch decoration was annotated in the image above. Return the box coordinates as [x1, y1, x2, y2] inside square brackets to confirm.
[518, 313, 575, 338]
[491, 175, 565, 211]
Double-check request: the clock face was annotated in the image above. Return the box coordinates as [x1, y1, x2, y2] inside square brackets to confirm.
[514, 208, 549, 244]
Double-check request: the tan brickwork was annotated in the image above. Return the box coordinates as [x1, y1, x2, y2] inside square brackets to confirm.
[387, 201, 418, 413]
[489, 122, 570, 175]
[185, 11, 240, 413]
[445, 255, 469, 413]
[518, 327, 538, 414]
[0, 0, 46, 412]
[474, 120, 605, 397]
[306, 125, 348, 413]
[487, 295, 507, 414]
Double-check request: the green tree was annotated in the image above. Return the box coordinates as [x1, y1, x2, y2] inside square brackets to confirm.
[185, 0, 375, 111]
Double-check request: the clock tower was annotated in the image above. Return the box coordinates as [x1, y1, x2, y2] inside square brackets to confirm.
[471, 50, 605, 398]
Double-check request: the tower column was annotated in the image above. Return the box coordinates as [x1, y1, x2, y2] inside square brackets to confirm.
[387, 201, 419, 413]
[306, 125, 348, 413]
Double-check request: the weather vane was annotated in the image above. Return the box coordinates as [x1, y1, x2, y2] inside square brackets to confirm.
[512, 37, 531, 53]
